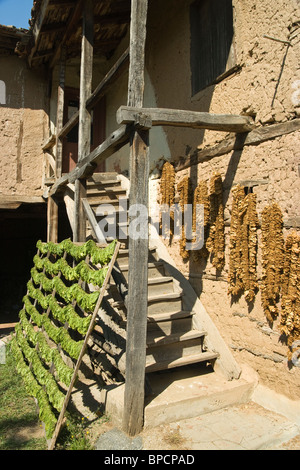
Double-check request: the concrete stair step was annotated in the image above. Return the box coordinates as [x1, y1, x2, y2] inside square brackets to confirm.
[146, 277, 175, 296]
[147, 309, 195, 323]
[143, 364, 257, 428]
[86, 187, 126, 197]
[119, 310, 195, 328]
[147, 315, 194, 335]
[116, 247, 157, 267]
[88, 195, 127, 206]
[120, 261, 166, 280]
[87, 172, 119, 184]
[146, 329, 207, 348]
[145, 351, 219, 373]
[112, 291, 183, 309]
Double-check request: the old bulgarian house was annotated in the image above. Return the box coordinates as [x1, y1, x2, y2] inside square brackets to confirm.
[0, 0, 299, 437]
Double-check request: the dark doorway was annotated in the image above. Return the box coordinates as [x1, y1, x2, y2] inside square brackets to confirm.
[62, 87, 106, 173]
[0, 204, 47, 326]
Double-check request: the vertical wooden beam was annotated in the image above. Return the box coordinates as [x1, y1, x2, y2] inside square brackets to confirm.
[123, 0, 149, 437]
[47, 47, 66, 243]
[73, 0, 94, 242]
[56, 47, 66, 179]
[127, 0, 148, 108]
[47, 196, 59, 243]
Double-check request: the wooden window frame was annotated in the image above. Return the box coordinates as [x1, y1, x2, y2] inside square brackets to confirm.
[190, 0, 237, 97]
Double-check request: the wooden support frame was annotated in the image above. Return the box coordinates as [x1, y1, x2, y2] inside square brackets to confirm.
[58, 48, 129, 141]
[46, 46, 66, 243]
[49, 125, 131, 197]
[47, 196, 59, 243]
[73, 0, 94, 243]
[55, 47, 66, 179]
[117, 106, 254, 133]
[122, 0, 149, 437]
[48, 241, 120, 450]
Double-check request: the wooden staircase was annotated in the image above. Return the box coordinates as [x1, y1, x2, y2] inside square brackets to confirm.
[81, 172, 239, 385]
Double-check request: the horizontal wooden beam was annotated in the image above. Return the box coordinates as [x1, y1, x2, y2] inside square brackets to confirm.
[175, 117, 300, 171]
[117, 106, 254, 133]
[50, 124, 131, 196]
[0, 195, 45, 205]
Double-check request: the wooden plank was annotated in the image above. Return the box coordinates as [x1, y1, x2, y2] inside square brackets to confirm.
[117, 106, 254, 133]
[55, 47, 66, 179]
[82, 198, 106, 244]
[42, 134, 56, 151]
[86, 47, 129, 110]
[0, 195, 45, 204]
[45, 152, 56, 173]
[127, 0, 148, 108]
[28, 0, 51, 67]
[58, 49, 129, 140]
[47, 196, 59, 243]
[78, 0, 93, 163]
[50, 0, 84, 69]
[74, 0, 94, 243]
[58, 110, 79, 140]
[48, 241, 120, 450]
[123, 0, 149, 437]
[49, 125, 131, 196]
[175, 118, 300, 171]
[123, 128, 150, 437]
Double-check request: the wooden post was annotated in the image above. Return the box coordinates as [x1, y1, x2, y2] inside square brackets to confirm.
[55, 47, 66, 179]
[122, 0, 149, 437]
[47, 47, 66, 243]
[73, 0, 94, 242]
[47, 196, 59, 243]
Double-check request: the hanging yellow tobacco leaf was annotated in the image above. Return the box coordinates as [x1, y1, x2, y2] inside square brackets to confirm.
[280, 231, 300, 361]
[192, 180, 210, 261]
[206, 173, 225, 271]
[177, 175, 192, 259]
[160, 161, 175, 237]
[260, 202, 284, 324]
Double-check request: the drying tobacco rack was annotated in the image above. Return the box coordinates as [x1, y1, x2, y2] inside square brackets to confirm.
[10, 238, 120, 450]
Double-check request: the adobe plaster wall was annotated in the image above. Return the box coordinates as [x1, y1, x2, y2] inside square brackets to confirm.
[146, 0, 300, 399]
[0, 56, 49, 197]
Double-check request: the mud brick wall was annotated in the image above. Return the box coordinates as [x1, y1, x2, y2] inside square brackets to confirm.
[147, 0, 300, 399]
[0, 55, 48, 197]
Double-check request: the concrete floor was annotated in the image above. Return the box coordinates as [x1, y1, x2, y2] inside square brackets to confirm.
[72, 362, 300, 451]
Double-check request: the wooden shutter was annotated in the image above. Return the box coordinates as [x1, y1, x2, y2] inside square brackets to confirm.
[190, 0, 234, 95]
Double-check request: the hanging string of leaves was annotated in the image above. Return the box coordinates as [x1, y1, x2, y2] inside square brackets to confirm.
[228, 184, 245, 296]
[160, 162, 176, 237]
[241, 192, 259, 302]
[228, 185, 259, 302]
[36, 238, 117, 265]
[280, 231, 300, 361]
[11, 238, 118, 441]
[192, 180, 210, 261]
[260, 202, 284, 324]
[10, 338, 58, 439]
[206, 173, 225, 271]
[160, 161, 175, 207]
[177, 175, 192, 259]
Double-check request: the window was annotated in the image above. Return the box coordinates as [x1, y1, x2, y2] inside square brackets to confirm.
[190, 0, 235, 95]
[0, 80, 6, 105]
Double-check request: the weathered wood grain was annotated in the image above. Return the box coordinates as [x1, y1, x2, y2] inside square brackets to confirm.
[117, 106, 254, 133]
